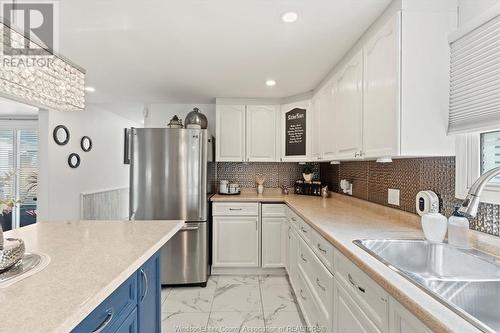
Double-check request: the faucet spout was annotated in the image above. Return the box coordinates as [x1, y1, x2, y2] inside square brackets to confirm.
[459, 166, 500, 218]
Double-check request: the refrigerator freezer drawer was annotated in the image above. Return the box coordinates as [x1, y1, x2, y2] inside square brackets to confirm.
[160, 222, 208, 285]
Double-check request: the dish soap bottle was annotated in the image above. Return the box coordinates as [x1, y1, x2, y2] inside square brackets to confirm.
[421, 212, 447, 243]
[448, 208, 471, 248]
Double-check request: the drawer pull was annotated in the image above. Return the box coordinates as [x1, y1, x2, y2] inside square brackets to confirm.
[301, 227, 308, 234]
[300, 253, 307, 262]
[92, 309, 114, 333]
[140, 268, 149, 303]
[299, 289, 307, 300]
[229, 208, 242, 211]
[348, 273, 366, 293]
[317, 243, 327, 253]
[291, 217, 296, 222]
[288, 227, 291, 240]
[316, 278, 326, 291]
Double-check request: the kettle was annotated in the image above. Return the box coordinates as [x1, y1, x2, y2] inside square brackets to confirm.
[185, 107, 208, 129]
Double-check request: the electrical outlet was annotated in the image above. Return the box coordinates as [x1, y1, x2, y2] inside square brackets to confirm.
[388, 189, 400, 206]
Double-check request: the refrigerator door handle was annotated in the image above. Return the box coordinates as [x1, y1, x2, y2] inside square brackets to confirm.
[198, 134, 204, 220]
[180, 226, 200, 231]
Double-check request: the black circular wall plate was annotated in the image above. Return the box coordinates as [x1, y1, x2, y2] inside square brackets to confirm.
[53, 125, 70, 145]
[68, 153, 81, 168]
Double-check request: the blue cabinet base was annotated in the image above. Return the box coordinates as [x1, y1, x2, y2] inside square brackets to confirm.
[72, 252, 161, 333]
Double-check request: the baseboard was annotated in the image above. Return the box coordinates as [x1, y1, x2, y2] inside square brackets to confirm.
[211, 267, 287, 275]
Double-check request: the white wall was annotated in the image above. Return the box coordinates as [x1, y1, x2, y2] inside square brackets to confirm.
[37, 105, 140, 221]
[458, 0, 500, 26]
[145, 103, 215, 137]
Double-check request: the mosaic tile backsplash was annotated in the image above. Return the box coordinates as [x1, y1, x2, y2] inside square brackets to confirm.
[215, 158, 500, 237]
[213, 162, 320, 192]
[320, 157, 500, 237]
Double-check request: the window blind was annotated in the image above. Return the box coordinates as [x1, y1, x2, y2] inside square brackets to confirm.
[481, 130, 500, 183]
[449, 11, 500, 134]
[19, 129, 37, 205]
[0, 129, 14, 201]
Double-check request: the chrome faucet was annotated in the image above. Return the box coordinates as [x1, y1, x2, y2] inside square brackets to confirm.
[459, 166, 500, 218]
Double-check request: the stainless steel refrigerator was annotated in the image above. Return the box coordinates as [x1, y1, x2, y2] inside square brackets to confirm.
[129, 128, 209, 286]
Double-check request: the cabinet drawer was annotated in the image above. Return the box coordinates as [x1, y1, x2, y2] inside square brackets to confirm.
[72, 274, 137, 333]
[311, 231, 335, 273]
[297, 238, 333, 322]
[296, 267, 331, 332]
[335, 252, 388, 333]
[213, 202, 259, 216]
[287, 209, 300, 230]
[297, 218, 311, 244]
[262, 203, 286, 217]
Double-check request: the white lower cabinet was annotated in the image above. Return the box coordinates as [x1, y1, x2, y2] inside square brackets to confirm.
[335, 280, 381, 333]
[389, 298, 431, 333]
[261, 216, 286, 267]
[212, 203, 260, 267]
[212, 204, 431, 333]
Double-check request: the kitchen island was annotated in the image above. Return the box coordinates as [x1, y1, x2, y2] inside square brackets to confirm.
[0, 220, 183, 333]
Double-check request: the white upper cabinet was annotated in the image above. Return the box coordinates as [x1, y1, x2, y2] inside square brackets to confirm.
[319, 83, 336, 160]
[216, 104, 246, 162]
[280, 100, 311, 162]
[334, 50, 364, 160]
[363, 13, 401, 159]
[246, 105, 277, 162]
[310, 96, 321, 161]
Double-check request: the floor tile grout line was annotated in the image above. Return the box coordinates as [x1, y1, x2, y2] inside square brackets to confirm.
[258, 276, 267, 329]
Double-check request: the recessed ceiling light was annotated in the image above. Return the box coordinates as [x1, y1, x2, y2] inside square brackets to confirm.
[281, 12, 298, 23]
[84, 86, 96, 92]
[265, 79, 276, 87]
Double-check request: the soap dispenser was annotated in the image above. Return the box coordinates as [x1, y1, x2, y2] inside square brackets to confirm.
[448, 207, 471, 248]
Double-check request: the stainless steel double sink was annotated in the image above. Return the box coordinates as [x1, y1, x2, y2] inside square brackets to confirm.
[354, 239, 500, 333]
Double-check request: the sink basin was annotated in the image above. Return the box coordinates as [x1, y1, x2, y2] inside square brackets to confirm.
[354, 239, 500, 333]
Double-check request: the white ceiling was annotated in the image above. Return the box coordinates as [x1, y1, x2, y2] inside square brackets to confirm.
[59, 0, 391, 106]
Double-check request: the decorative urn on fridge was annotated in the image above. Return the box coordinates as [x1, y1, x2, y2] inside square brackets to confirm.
[185, 107, 208, 129]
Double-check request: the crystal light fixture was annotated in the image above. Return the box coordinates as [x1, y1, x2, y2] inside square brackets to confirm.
[0, 22, 85, 111]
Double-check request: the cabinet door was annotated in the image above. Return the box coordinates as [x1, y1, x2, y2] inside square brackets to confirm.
[115, 308, 138, 333]
[246, 105, 277, 162]
[212, 216, 259, 267]
[262, 217, 286, 268]
[335, 280, 380, 333]
[288, 226, 299, 288]
[319, 84, 336, 160]
[310, 96, 321, 161]
[363, 13, 401, 159]
[389, 298, 431, 333]
[216, 105, 246, 161]
[280, 100, 311, 162]
[334, 51, 364, 160]
[138, 252, 161, 333]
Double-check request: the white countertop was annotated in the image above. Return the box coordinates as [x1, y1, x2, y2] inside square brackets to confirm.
[0, 220, 183, 333]
[212, 192, 492, 333]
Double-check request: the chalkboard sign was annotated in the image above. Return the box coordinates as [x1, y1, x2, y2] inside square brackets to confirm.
[285, 108, 306, 156]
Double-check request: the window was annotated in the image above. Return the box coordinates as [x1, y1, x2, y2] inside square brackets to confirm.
[456, 131, 500, 204]
[0, 121, 38, 231]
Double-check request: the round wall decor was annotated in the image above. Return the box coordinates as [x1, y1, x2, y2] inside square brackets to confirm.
[53, 125, 70, 145]
[80, 136, 92, 152]
[68, 153, 81, 168]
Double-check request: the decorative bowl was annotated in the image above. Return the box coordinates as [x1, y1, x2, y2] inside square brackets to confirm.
[0, 238, 25, 272]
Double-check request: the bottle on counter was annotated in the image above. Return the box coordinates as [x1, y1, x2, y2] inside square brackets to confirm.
[421, 212, 447, 243]
[448, 208, 471, 248]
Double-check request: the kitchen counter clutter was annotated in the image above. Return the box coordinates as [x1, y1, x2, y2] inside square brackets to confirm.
[0, 220, 183, 333]
[211, 192, 496, 332]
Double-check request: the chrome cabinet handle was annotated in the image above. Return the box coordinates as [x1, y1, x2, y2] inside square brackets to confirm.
[348, 273, 365, 293]
[299, 289, 307, 300]
[288, 226, 291, 240]
[317, 243, 327, 253]
[300, 227, 307, 233]
[140, 268, 149, 303]
[300, 253, 307, 262]
[229, 208, 242, 211]
[291, 217, 296, 222]
[316, 278, 326, 291]
[92, 309, 114, 333]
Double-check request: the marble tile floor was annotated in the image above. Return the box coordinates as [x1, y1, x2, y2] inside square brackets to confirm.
[161, 275, 307, 333]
